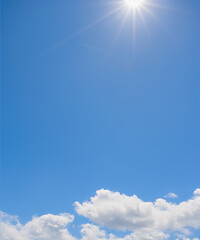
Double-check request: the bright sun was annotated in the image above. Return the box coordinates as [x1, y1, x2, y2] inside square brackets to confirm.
[124, 0, 145, 9]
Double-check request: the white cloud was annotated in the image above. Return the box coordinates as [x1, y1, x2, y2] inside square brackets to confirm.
[75, 188, 200, 234]
[124, 231, 169, 240]
[194, 189, 200, 196]
[0, 212, 76, 240]
[80, 224, 120, 240]
[164, 193, 178, 199]
[80, 224, 169, 240]
[1, 188, 200, 240]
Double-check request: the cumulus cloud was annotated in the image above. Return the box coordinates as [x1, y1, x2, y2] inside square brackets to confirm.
[0, 212, 76, 240]
[80, 223, 119, 240]
[80, 224, 169, 240]
[194, 189, 200, 196]
[75, 188, 200, 235]
[1, 188, 200, 240]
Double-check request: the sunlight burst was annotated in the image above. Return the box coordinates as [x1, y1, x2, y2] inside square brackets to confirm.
[46, 0, 164, 54]
[124, 0, 145, 9]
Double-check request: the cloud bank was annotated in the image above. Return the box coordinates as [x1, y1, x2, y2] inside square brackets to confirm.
[1, 188, 200, 240]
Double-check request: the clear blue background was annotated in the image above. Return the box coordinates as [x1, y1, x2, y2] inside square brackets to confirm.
[1, 0, 200, 226]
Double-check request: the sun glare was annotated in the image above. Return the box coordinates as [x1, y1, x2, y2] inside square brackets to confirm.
[124, 0, 145, 9]
[47, 0, 162, 53]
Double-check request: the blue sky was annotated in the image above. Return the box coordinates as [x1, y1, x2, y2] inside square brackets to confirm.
[1, 0, 200, 239]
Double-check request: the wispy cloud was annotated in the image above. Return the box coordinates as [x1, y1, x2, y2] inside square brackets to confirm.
[164, 192, 178, 199]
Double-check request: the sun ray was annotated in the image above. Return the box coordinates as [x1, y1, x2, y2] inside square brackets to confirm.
[140, 5, 166, 29]
[132, 8, 137, 50]
[137, 8, 150, 37]
[42, 0, 168, 56]
[82, 43, 110, 55]
[43, 5, 122, 55]
[111, 8, 131, 49]
[144, 1, 182, 11]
